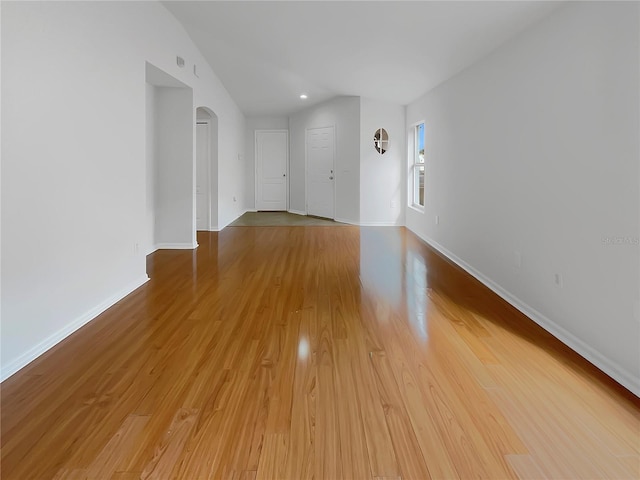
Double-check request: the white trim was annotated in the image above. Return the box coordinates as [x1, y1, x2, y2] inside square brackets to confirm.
[146, 245, 159, 255]
[1, 275, 150, 382]
[288, 209, 307, 216]
[305, 125, 336, 220]
[155, 242, 198, 250]
[255, 129, 289, 212]
[408, 120, 426, 210]
[409, 228, 640, 397]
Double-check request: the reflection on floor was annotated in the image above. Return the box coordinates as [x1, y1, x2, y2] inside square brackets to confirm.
[1, 227, 638, 479]
[230, 211, 346, 227]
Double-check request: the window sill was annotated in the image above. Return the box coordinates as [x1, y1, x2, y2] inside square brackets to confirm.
[408, 204, 425, 214]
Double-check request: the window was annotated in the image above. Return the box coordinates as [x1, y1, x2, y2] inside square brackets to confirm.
[410, 123, 425, 208]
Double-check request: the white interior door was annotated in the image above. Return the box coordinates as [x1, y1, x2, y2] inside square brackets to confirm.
[256, 130, 288, 211]
[306, 126, 335, 219]
[196, 122, 209, 230]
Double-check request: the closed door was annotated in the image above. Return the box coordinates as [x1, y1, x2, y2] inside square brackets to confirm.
[306, 126, 335, 219]
[256, 130, 288, 211]
[196, 122, 209, 230]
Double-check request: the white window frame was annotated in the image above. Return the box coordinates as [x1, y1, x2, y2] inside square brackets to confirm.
[408, 121, 425, 211]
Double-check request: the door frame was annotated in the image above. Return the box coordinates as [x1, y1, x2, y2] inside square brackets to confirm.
[255, 129, 289, 211]
[196, 119, 211, 230]
[305, 125, 336, 219]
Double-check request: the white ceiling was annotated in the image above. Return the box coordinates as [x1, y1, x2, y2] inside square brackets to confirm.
[164, 1, 563, 117]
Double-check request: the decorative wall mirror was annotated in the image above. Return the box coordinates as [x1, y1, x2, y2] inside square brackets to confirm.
[374, 128, 389, 154]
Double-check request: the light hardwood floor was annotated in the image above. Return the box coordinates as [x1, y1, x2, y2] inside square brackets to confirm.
[1, 227, 638, 479]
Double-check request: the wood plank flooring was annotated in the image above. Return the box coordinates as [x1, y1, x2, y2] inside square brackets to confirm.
[1, 227, 638, 479]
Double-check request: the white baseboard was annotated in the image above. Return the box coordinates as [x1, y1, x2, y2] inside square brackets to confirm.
[288, 209, 307, 216]
[155, 242, 198, 250]
[1, 275, 150, 382]
[410, 229, 640, 397]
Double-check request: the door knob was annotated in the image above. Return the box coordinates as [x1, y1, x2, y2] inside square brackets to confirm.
[329, 176, 334, 180]
[283, 174, 286, 177]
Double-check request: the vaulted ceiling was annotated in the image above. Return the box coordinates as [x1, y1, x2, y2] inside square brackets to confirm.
[164, 1, 563, 117]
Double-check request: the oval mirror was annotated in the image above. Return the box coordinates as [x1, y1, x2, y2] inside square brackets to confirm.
[374, 128, 389, 154]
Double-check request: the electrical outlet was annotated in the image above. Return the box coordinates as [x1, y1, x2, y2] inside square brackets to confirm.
[134, 242, 139, 255]
[390, 200, 397, 209]
[233, 196, 237, 202]
[435, 215, 440, 225]
[514, 251, 522, 268]
[554, 273, 563, 288]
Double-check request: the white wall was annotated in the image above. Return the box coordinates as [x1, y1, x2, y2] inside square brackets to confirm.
[289, 96, 361, 222]
[217, 111, 246, 229]
[209, 116, 220, 229]
[360, 98, 405, 226]
[155, 87, 195, 248]
[145, 83, 157, 254]
[1, 1, 246, 380]
[245, 116, 289, 210]
[406, 2, 640, 395]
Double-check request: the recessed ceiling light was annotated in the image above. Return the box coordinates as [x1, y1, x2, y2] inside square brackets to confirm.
[300, 94, 308, 99]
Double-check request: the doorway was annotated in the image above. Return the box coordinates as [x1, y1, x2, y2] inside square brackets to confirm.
[255, 130, 288, 211]
[306, 126, 335, 219]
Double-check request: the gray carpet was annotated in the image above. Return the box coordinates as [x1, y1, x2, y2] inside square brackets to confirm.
[230, 211, 348, 227]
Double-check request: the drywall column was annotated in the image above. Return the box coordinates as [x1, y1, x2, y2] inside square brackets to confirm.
[155, 87, 196, 248]
[210, 115, 219, 229]
[145, 83, 157, 254]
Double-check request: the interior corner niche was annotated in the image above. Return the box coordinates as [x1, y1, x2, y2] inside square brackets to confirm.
[374, 128, 389, 154]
